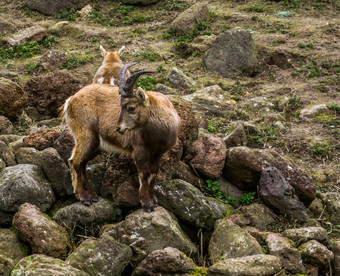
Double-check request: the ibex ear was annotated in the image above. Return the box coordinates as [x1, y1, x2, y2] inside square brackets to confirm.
[117, 46, 126, 56]
[100, 45, 106, 57]
[136, 87, 149, 104]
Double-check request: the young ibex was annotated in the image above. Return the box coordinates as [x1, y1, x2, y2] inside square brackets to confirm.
[92, 45, 129, 85]
[63, 63, 181, 212]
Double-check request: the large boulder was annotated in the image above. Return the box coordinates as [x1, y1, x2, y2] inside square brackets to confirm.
[258, 167, 308, 222]
[22, 129, 62, 151]
[208, 219, 263, 263]
[132, 247, 197, 276]
[170, 3, 209, 36]
[240, 203, 277, 231]
[223, 146, 316, 207]
[0, 164, 55, 213]
[266, 233, 305, 274]
[104, 206, 197, 265]
[208, 254, 282, 276]
[0, 78, 28, 120]
[203, 28, 257, 77]
[320, 192, 340, 224]
[66, 233, 132, 276]
[299, 240, 334, 267]
[167, 67, 196, 91]
[184, 131, 226, 179]
[155, 179, 217, 229]
[2, 25, 47, 47]
[24, 70, 82, 118]
[0, 229, 29, 276]
[10, 254, 90, 276]
[26, 0, 91, 15]
[13, 203, 70, 259]
[282, 227, 329, 245]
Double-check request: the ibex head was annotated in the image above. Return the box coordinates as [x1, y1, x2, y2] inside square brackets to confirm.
[116, 63, 154, 134]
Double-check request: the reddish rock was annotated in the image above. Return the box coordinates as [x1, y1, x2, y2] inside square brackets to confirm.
[184, 132, 227, 179]
[0, 78, 28, 120]
[53, 128, 75, 163]
[24, 70, 82, 118]
[223, 146, 316, 207]
[23, 129, 61, 151]
[12, 203, 70, 259]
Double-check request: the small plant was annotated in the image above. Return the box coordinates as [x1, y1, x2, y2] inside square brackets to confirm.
[25, 62, 42, 74]
[311, 142, 334, 158]
[40, 35, 58, 48]
[55, 8, 80, 21]
[135, 76, 156, 91]
[240, 192, 256, 205]
[60, 54, 93, 69]
[119, 5, 134, 15]
[328, 103, 340, 113]
[205, 180, 239, 207]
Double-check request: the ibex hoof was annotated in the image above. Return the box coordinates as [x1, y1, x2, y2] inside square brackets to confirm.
[81, 200, 92, 206]
[143, 205, 154, 213]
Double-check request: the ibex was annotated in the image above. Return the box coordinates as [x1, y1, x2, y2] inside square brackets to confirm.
[63, 63, 180, 212]
[93, 45, 129, 85]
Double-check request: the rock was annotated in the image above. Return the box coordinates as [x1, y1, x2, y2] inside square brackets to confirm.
[203, 28, 257, 77]
[24, 70, 82, 118]
[182, 85, 234, 115]
[67, 233, 132, 276]
[240, 203, 277, 230]
[258, 167, 308, 222]
[86, 163, 106, 195]
[53, 197, 121, 228]
[155, 179, 217, 229]
[13, 203, 70, 259]
[105, 206, 197, 265]
[223, 123, 247, 148]
[208, 219, 263, 263]
[0, 78, 28, 120]
[184, 131, 226, 179]
[0, 116, 14, 134]
[0, 159, 5, 172]
[189, 35, 217, 53]
[300, 104, 330, 119]
[120, 0, 160, 5]
[320, 192, 340, 224]
[170, 3, 209, 36]
[0, 228, 29, 276]
[155, 83, 177, 95]
[207, 197, 234, 219]
[0, 164, 54, 213]
[223, 146, 316, 207]
[22, 129, 62, 151]
[208, 254, 282, 276]
[241, 96, 275, 112]
[40, 50, 67, 71]
[0, 140, 16, 166]
[282, 227, 328, 245]
[16, 147, 72, 197]
[26, 0, 91, 15]
[330, 239, 340, 275]
[53, 128, 75, 164]
[48, 21, 70, 35]
[2, 25, 48, 47]
[132, 247, 197, 275]
[218, 177, 243, 205]
[266, 233, 305, 274]
[79, 4, 93, 17]
[167, 67, 196, 91]
[299, 240, 334, 267]
[10, 254, 90, 276]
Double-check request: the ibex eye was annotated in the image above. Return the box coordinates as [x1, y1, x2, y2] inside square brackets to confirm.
[128, 107, 135, 112]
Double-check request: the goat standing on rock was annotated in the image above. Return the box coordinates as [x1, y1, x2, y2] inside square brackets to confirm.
[62, 63, 181, 212]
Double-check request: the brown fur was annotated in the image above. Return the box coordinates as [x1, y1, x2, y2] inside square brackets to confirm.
[63, 84, 180, 211]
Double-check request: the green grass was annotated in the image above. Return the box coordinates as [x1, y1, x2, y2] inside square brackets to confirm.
[135, 76, 156, 91]
[59, 54, 93, 69]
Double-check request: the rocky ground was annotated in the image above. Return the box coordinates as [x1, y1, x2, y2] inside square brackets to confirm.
[0, 0, 339, 275]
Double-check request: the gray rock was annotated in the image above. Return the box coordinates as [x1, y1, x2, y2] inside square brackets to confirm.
[203, 28, 257, 77]
[0, 164, 55, 213]
[259, 166, 308, 222]
[105, 206, 197, 265]
[223, 123, 247, 149]
[299, 240, 334, 267]
[240, 203, 277, 231]
[241, 96, 275, 112]
[167, 67, 196, 91]
[40, 50, 67, 71]
[223, 146, 316, 207]
[0, 140, 16, 166]
[120, 0, 160, 5]
[0, 228, 29, 276]
[0, 116, 14, 135]
[13, 203, 70, 259]
[155, 83, 177, 95]
[170, 3, 209, 35]
[208, 219, 263, 263]
[2, 25, 47, 47]
[320, 192, 340, 224]
[67, 233, 132, 276]
[53, 197, 121, 228]
[155, 179, 217, 229]
[208, 254, 282, 276]
[300, 104, 330, 119]
[330, 239, 340, 275]
[207, 197, 234, 219]
[0, 158, 5, 172]
[10, 254, 90, 276]
[282, 227, 328, 245]
[184, 132, 226, 179]
[132, 247, 197, 275]
[218, 177, 243, 205]
[26, 0, 91, 15]
[266, 233, 305, 274]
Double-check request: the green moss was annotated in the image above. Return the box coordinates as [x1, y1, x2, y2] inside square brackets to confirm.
[190, 267, 208, 275]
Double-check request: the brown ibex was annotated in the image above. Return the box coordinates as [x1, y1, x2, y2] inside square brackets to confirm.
[63, 63, 180, 212]
[92, 45, 129, 85]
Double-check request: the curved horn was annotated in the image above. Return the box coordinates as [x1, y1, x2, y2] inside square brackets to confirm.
[121, 70, 154, 98]
[118, 62, 137, 95]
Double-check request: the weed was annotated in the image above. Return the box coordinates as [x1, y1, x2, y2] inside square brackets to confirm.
[55, 8, 80, 21]
[190, 267, 207, 276]
[243, 5, 264, 13]
[205, 179, 239, 207]
[311, 142, 334, 158]
[240, 192, 256, 205]
[123, 13, 152, 25]
[40, 36, 58, 48]
[157, 64, 165, 72]
[135, 76, 156, 90]
[119, 5, 134, 15]
[25, 62, 42, 74]
[60, 54, 93, 69]
[328, 103, 340, 113]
